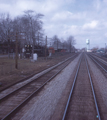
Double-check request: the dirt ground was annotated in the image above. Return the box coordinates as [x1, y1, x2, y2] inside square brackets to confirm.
[0, 53, 75, 91]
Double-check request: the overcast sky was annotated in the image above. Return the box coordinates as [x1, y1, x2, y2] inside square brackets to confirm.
[0, 0, 107, 49]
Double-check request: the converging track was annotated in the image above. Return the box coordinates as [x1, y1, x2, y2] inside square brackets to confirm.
[88, 53, 107, 73]
[62, 53, 100, 120]
[0, 54, 78, 120]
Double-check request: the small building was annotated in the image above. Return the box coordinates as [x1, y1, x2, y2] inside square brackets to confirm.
[48, 47, 55, 54]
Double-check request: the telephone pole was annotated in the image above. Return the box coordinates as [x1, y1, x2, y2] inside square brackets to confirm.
[45, 36, 47, 60]
[9, 32, 25, 69]
[15, 32, 18, 69]
[38, 32, 39, 46]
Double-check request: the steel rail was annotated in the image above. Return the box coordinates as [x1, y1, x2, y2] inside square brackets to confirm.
[90, 54, 107, 65]
[1, 54, 78, 120]
[62, 54, 101, 120]
[89, 54, 107, 72]
[85, 56, 101, 120]
[0, 54, 78, 102]
[0, 53, 78, 92]
[61, 54, 82, 120]
[91, 53, 107, 61]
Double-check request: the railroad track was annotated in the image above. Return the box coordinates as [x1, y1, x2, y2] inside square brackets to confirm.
[91, 53, 107, 62]
[88, 53, 107, 73]
[0, 53, 76, 92]
[62, 53, 101, 120]
[0, 53, 78, 120]
[89, 53, 107, 64]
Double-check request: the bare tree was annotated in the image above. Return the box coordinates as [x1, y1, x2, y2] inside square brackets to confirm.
[67, 36, 76, 52]
[0, 13, 13, 57]
[52, 35, 61, 51]
[23, 10, 44, 58]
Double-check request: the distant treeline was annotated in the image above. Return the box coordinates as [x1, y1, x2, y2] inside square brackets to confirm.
[0, 10, 76, 55]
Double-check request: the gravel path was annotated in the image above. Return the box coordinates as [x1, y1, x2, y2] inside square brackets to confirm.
[12, 54, 81, 120]
[86, 54, 107, 119]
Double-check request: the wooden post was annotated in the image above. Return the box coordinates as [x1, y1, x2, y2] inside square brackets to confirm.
[38, 32, 39, 46]
[15, 32, 18, 69]
[45, 36, 47, 60]
[8, 37, 10, 58]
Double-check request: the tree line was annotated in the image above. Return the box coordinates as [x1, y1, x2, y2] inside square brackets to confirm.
[0, 10, 76, 55]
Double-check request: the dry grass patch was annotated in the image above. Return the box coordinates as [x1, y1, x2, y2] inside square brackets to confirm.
[0, 53, 74, 91]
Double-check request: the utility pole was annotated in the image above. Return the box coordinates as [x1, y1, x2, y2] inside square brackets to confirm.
[9, 32, 25, 69]
[8, 36, 10, 58]
[38, 32, 39, 46]
[45, 36, 47, 60]
[57, 39, 58, 52]
[15, 32, 18, 69]
[7, 30, 10, 58]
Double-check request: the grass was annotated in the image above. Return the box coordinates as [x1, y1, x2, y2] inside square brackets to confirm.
[0, 57, 52, 76]
[0, 53, 70, 75]
[0, 52, 74, 91]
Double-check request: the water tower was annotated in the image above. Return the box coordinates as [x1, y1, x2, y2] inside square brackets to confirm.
[86, 39, 90, 51]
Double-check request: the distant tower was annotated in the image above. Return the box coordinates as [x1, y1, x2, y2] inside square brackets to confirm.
[86, 39, 90, 51]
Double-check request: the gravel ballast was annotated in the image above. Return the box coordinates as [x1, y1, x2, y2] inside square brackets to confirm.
[86, 54, 107, 119]
[12, 54, 81, 120]
[0, 53, 76, 91]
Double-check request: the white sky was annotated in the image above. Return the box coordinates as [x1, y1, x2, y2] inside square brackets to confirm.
[0, 0, 107, 49]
